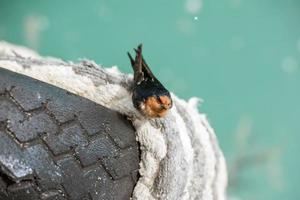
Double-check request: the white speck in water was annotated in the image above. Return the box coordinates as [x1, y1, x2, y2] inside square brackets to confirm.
[281, 56, 298, 74]
[185, 0, 203, 14]
[194, 16, 198, 20]
[177, 18, 196, 35]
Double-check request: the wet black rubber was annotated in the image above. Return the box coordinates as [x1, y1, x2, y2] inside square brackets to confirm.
[0, 68, 140, 200]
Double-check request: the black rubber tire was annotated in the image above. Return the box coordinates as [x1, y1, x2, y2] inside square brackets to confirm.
[0, 68, 140, 200]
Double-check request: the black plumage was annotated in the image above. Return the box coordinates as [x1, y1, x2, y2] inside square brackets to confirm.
[127, 44, 172, 117]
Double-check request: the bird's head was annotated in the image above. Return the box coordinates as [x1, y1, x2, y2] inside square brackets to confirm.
[140, 95, 172, 118]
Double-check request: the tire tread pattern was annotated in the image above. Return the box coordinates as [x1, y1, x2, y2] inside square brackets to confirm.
[0, 68, 139, 200]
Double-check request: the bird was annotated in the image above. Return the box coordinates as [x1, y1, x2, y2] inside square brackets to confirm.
[127, 44, 172, 118]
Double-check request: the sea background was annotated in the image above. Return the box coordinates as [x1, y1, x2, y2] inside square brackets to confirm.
[1, 1, 299, 199]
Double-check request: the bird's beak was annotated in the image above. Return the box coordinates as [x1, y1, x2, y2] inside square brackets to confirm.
[161, 104, 168, 110]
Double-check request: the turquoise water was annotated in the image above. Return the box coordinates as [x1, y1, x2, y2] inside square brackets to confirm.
[1, 0, 300, 199]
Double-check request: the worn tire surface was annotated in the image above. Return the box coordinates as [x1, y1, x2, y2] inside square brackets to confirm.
[0, 68, 140, 200]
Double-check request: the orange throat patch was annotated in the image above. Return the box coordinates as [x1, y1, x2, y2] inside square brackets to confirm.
[140, 96, 172, 118]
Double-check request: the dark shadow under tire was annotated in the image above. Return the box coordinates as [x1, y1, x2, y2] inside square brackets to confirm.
[0, 68, 140, 200]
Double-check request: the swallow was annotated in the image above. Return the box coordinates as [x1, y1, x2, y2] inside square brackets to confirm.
[127, 44, 172, 118]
